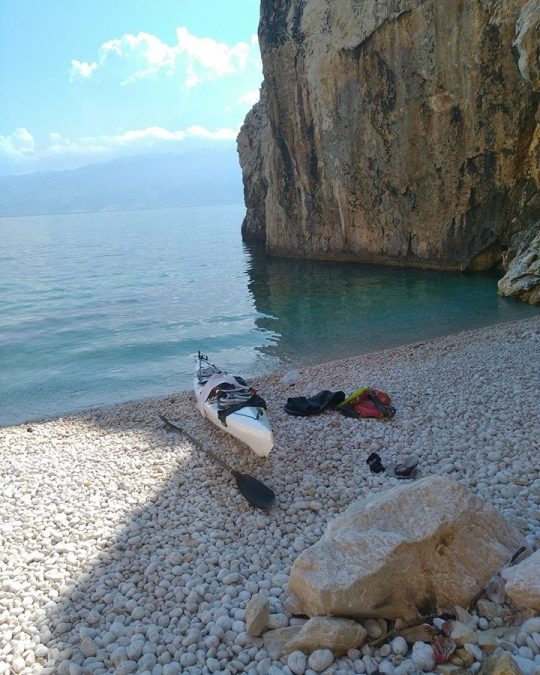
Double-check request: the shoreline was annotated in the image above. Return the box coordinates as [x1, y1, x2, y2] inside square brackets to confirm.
[1, 316, 539, 674]
[2, 314, 538, 432]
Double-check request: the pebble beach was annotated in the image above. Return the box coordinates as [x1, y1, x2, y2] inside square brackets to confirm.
[1, 316, 539, 675]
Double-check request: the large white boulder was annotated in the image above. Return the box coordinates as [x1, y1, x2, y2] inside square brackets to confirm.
[287, 476, 525, 620]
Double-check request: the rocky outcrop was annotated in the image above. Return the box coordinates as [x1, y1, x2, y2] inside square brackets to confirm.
[498, 223, 540, 304]
[498, 0, 540, 305]
[237, 85, 271, 243]
[238, 0, 540, 295]
[286, 476, 525, 621]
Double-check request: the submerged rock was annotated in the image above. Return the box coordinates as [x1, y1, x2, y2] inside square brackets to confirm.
[287, 476, 525, 620]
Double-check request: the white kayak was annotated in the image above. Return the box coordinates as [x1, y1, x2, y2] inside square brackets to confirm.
[193, 352, 274, 458]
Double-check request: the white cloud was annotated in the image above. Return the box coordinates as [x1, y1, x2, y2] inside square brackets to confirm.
[69, 59, 98, 80]
[0, 128, 35, 157]
[175, 27, 252, 80]
[69, 28, 261, 88]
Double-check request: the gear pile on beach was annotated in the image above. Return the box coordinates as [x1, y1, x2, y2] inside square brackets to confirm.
[284, 387, 396, 419]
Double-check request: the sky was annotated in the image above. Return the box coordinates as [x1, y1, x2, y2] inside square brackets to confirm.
[0, 0, 263, 175]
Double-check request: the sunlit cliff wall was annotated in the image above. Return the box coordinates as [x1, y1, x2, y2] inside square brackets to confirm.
[238, 0, 540, 303]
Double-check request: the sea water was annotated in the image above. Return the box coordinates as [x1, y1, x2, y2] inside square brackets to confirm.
[0, 204, 537, 427]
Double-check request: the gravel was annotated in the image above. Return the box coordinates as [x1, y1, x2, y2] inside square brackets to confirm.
[1, 317, 539, 674]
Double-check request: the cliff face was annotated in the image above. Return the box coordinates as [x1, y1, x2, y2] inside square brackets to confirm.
[498, 0, 540, 304]
[238, 0, 540, 296]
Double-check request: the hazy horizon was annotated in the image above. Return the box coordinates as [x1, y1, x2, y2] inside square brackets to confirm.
[0, 146, 244, 217]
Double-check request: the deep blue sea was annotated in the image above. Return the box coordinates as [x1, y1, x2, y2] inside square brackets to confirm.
[0, 204, 537, 427]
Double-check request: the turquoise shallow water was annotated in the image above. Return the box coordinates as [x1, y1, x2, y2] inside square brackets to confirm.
[0, 204, 537, 427]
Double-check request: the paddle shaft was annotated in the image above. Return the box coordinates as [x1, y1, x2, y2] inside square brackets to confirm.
[158, 414, 233, 474]
[158, 413, 276, 510]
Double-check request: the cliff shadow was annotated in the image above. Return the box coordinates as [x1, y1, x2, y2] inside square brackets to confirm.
[34, 387, 364, 674]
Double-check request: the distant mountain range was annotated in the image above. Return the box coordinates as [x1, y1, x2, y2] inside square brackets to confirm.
[0, 149, 244, 217]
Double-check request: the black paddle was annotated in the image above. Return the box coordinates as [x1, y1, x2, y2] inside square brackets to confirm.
[158, 414, 276, 510]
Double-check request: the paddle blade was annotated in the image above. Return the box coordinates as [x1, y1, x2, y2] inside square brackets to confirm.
[233, 471, 276, 510]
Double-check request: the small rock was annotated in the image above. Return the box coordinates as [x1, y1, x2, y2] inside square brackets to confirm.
[246, 594, 270, 637]
[486, 577, 507, 604]
[223, 572, 242, 585]
[80, 636, 98, 657]
[116, 661, 138, 675]
[11, 656, 26, 674]
[285, 616, 367, 655]
[288, 650, 307, 675]
[263, 626, 302, 659]
[477, 598, 500, 620]
[284, 593, 303, 615]
[390, 636, 408, 656]
[511, 654, 537, 674]
[267, 613, 289, 629]
[521, 618, 540, 635]
[162, 664, 181, 675]
[308, 648, 334, 672]
[502, 550, 540, 612]
[451, 647, 474, 668]
[397, 623, 436, 644]
[530, 632, 540, 651]
[477, 629, 501, 650]
[449, 620, 478, 646]
[362, 618, 383, 639]
[490, 653, 526, 674]
[464, 643, 484, 661]
[454, 606, 475, 626]
[363, 655, 380, 674]
[411, 641, 435, 671]
[393, 660, 416, 675]
[179, 653, 197, 667]
[35, 645, 48, 658]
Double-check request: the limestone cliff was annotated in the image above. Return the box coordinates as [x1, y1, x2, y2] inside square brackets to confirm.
[238, 0, 540, 302]
[498, 0, 540, 304]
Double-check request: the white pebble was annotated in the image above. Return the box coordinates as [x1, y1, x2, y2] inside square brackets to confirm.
[391, 636, 408, 656]
[411, 642, 435, 671]
[308, 648, 334, 672]
[288, 650, 307, 675]
[464, 643, 483, 661]
[363, 655, 379, 674]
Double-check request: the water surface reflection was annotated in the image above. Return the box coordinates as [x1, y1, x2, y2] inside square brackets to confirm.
[244, 242, 538, 366]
